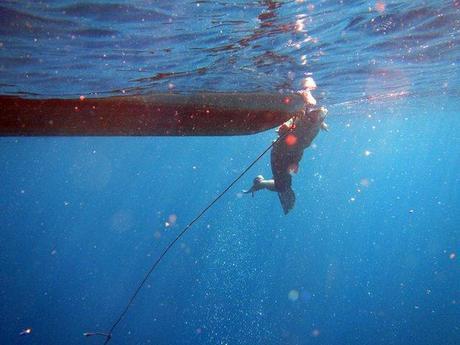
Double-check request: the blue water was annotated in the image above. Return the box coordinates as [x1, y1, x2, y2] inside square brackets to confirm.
[0, 1, 459, 345]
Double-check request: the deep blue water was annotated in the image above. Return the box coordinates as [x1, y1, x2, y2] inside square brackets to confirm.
[0, 1, 459, 345]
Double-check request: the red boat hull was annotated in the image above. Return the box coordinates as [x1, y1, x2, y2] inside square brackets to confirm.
[0, 93, 304, 136]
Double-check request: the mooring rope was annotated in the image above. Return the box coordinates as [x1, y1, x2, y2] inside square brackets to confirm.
[85, 121, 296, 344]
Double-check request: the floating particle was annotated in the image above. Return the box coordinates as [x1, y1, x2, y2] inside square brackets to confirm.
[311, 329, 320, 337]
[313, 172, 323, 180]
[364, 150, 372, 157]
[359, 178, 371, 187]
[449, 252, 456, 260]
[19, 328, 32, 336]
[288, 289, 299, 301]
[409, 209, 415, 214]
[165, 222, 170, 228]
[349, 197, 356, 202]
[168, 214, 177, 225]
[51, 249, 57, 255]
[79, 95, 85, 101]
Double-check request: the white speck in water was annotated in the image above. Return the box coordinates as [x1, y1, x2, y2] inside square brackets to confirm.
[288, 289, 299, 301]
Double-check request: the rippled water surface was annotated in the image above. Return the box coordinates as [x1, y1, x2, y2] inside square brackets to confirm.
[0, 1, 459, 345]
[1, 0, 459, 102]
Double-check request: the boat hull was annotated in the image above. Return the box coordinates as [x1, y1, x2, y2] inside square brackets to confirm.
[0, 93, 304, 136]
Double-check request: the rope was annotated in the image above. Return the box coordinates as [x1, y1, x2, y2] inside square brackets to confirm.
[86, 123, 295, 344]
